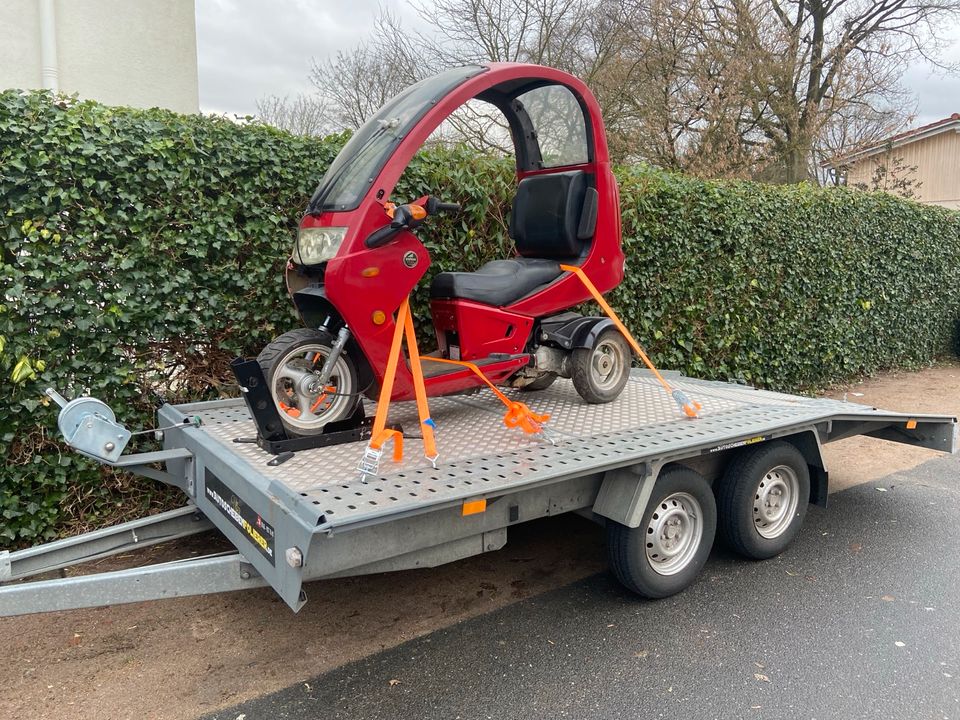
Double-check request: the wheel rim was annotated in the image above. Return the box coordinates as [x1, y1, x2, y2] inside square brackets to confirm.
[645, 491, 703, 576]
[753, 464, 800, 538]
[590, 337, 627, 391]
[269, 343, 354, 431]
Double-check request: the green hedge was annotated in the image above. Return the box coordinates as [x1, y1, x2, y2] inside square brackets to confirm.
[2, 91, 958, 545]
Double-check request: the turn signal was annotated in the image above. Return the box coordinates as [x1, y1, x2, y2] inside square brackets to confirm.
[371, 310, 387, 325]
[361, 266, 380, 278]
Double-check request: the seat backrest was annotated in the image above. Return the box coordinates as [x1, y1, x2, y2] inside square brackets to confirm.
[509, 170, 598, 259]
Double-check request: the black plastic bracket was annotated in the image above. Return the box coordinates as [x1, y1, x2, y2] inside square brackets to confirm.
[229, 357, 374, 458]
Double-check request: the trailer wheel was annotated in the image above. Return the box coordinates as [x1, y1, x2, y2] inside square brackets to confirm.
[716, 441, 810, 560]
[571, 328, 630, 403]
[607, 466, 717, 599]
[258, 327, 359, 437]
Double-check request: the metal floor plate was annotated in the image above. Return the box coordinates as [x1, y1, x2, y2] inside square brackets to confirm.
[181, 372, 893, 531]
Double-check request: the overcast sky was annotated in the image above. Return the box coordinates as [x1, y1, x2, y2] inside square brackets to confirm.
[196, 0, 960, 129]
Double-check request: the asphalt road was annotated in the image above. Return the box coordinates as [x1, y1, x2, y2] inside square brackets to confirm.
[206, 453, 960, 720]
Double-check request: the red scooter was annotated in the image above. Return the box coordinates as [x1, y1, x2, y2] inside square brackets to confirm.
[260, 63, 629, 436]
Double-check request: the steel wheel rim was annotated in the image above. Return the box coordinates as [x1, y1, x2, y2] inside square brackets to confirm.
[270, 343, 353, 431]
[590, 338, 626, 391]
[645, 491, 703, 576]
[753, 464, 800, 538]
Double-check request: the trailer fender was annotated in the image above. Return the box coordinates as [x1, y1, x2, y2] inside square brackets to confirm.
[782, 430, 829, 507]
[592, 461, 664, 528]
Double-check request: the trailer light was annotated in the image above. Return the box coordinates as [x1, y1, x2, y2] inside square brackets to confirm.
[906, 419, 917, 429]
[292, 226, 347, 266]
[371, 310, 386, 325]
[361, 266, 380, 278]
[462, 498, 487, 516]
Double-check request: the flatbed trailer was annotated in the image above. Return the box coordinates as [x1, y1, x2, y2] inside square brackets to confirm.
[1, 370, 956, 617]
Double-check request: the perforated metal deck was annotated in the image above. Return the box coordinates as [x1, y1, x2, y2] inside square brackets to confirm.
[171, 371, 937, 532]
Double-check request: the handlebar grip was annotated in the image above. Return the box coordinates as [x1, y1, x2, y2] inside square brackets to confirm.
[365, 225, 400, 248]
[434, 201, 461, 214]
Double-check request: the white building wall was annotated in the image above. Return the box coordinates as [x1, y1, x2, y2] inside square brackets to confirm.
[0, 0, 199, 114]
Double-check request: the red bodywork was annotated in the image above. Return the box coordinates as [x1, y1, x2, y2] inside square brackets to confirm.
[294, 63, 624, 401]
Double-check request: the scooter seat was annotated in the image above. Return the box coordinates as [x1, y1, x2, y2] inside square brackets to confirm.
[430, 258, 564, 307]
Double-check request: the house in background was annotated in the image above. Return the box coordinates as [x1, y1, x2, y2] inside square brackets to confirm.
[832, 114, 960, 209]
[0, 0, 198, 114]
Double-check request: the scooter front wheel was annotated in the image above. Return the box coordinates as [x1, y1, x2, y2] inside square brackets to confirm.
[257, 328, 359, 437]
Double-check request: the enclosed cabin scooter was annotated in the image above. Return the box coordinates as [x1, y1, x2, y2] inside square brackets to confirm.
[262, 63, 630, 436]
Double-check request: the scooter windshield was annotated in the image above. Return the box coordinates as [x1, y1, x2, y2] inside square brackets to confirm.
[308, 66, 486, 214]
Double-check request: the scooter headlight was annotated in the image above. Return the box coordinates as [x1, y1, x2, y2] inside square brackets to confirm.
[293, 227, 347, 266]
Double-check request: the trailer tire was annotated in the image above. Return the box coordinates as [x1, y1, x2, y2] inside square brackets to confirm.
[571, 328, 631, 403]
[716, 441, 810, 560]
[607, 466, 717, 599]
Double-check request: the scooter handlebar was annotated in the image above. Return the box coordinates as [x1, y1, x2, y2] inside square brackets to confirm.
[425, 196, 461, 215]
[365, 198, 460, 248]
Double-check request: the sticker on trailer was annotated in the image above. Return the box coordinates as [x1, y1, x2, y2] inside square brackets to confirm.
[204, 470, 276, 565]
[703, 435, 768, 454]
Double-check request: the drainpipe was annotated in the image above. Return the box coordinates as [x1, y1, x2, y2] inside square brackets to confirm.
[38, 0, 59, 92]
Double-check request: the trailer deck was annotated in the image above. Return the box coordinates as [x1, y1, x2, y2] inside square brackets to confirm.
[1, 371, 955, 617]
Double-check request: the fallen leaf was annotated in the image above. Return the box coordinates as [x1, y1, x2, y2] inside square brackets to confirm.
[388, 679, 401, 687]
[303, 683, 311, 691]
[876, 487, 888, 493]
[607, 624, 616, 628]
[785, 570, 799, 576]
[547, 639, 555, 645]
[633, 650, 649, 658]
[894, 641, 906, 648]
[849, 543, 862, 554]
[754, 673, 770, 682]
[881, 595, 895, 602]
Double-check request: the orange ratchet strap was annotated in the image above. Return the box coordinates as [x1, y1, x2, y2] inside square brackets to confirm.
[559, 264, 702, 419]
[422, 357, 553, 440]
[358, 296, 438, 481]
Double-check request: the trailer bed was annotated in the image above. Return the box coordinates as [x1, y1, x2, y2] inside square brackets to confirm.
[169, 372, 953, 533]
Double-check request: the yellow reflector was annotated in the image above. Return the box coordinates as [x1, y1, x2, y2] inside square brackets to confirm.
[371, 310, 387, 325]
[462, 499, 487, 516]
[361, 266, 380, 278]
[906, 419, 917, 429]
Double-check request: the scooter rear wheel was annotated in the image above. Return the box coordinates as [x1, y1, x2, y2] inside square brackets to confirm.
[570, 328, 631, 403]
[258, 328, 358, 437]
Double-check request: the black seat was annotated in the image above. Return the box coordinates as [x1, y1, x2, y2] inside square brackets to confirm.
[430, 170, 598, 307]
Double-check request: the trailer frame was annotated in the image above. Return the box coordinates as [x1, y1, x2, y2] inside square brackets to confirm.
[2, 370, 955, 617]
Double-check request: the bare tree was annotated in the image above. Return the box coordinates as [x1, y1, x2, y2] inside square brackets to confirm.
[308, 7, 427, 129]
[719, 0, 960, 182]
[850, 152, 923, 197]
[299, 0, 959, 181]
[255, 93, 333, 136]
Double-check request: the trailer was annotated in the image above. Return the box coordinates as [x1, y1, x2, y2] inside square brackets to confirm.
[1, 370, 956, 617]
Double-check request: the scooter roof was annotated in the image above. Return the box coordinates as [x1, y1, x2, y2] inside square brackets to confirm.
[307, 63, 608, 215]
